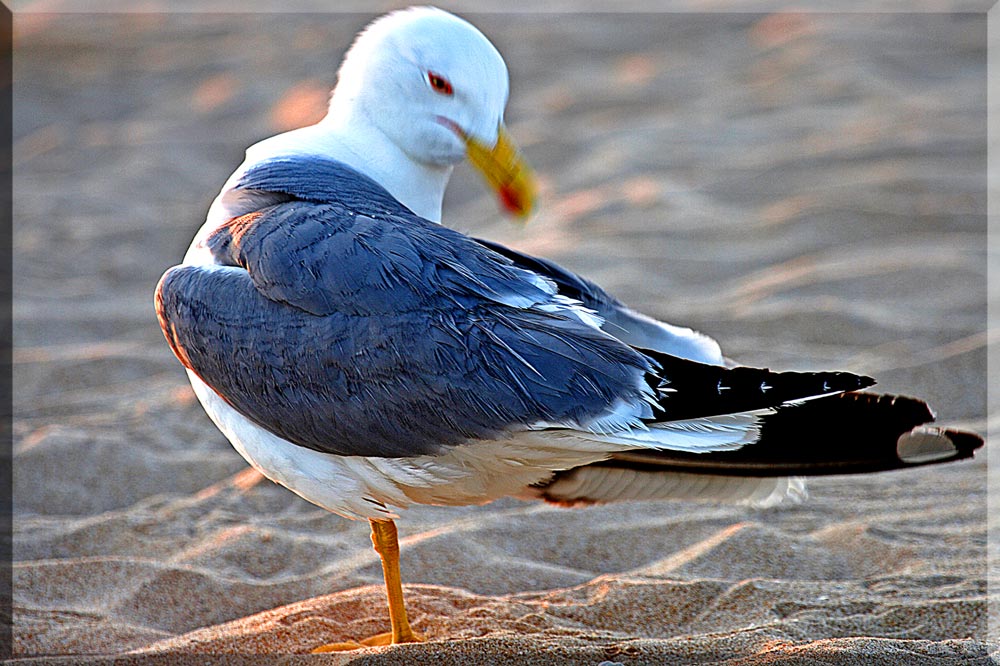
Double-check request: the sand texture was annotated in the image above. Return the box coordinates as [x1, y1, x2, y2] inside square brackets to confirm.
[13, 9, 992, 665]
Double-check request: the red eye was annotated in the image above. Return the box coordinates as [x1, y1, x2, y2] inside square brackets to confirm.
[427, 71, 453, 96]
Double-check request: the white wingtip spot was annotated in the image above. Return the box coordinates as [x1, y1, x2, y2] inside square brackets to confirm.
[896, 427, 958, 464]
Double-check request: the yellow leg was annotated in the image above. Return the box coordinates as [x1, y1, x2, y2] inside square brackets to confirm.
[312, 518, 423, 652]
[369, 518, 419, 644]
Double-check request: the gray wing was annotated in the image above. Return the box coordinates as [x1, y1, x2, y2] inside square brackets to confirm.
[473, 239, 724, 365]
[156, 159, 656, 458]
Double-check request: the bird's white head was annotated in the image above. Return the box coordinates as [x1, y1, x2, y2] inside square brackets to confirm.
[323, 7, 536, 221]
[331, 7, 506, 166]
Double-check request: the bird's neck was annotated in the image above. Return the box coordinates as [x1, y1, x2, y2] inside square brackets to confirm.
[315, 112, 453, 223]
[225, 116, 454, 224]
[188, 114, 454, 266]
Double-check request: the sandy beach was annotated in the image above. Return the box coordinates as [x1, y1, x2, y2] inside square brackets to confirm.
[13, 8, 991, 664]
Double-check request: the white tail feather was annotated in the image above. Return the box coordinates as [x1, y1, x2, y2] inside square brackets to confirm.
[533, 468, 807, 508]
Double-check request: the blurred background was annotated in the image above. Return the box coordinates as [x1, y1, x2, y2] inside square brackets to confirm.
[13, 7, 988, 658]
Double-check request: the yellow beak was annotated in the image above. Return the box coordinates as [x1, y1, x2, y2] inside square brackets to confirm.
[464, 125, 536, 220]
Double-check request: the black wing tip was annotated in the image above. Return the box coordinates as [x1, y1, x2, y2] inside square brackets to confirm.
[895, 426, 984, 467]
[855, 374, 877, 391]
[943, 428, 985, 456]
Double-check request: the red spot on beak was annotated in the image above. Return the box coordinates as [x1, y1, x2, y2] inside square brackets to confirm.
[499, 184, 523, 215]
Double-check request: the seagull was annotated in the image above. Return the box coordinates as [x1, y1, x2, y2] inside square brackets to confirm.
[155, 6, 983, 651]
